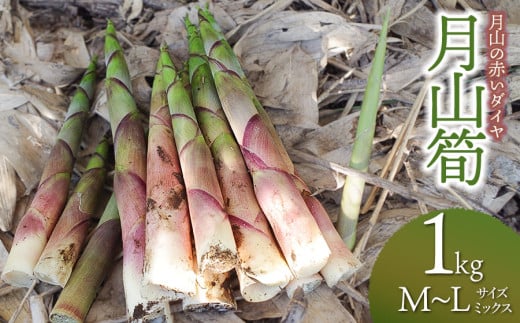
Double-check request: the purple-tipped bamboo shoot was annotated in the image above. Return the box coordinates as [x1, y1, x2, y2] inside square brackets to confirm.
[198, 11, 330, 278]
[197, 9, 294, 172]
[200, 6, 360, 286]
[50, 194, 121, 323]
[143, 57, 196, 299]
[198, 10, 359, 283]
[105, 20, 160, 320]
[160, 47, 237, 274]
[33, 138, 109, 287]
[185, 18, 292, 300]
[1, 58, 97, 287]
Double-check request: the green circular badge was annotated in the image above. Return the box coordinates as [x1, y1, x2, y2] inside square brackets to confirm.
[369, 208, 520, 323]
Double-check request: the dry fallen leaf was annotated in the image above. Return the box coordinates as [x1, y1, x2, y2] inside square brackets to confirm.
[0, 109, 57, 231]
[5, 16, 37, 59]
[290, 112, 358, 190]
[0, 287, 33, 322]
[505, 25, 520, 67]
[0, 156, 17, 232]
[234, 11, 374, 71]
[0, 83, 28, 112]
[388, 0, 435, 48]
[25, 61, 85, 87]
[175, 311, 245, 323]
[236, 293, 290, 321]
[299, 284, 356, 323]
[254, 45, 319, 128]
[29, 293, 49, 323]
[63, 31, 92, 68]
[481, 0, 520, 24]
[21, 84, 69, 121]
[156, 2, 205, 62]
[384, 50, 432, 92]
[0, 0, 14, 38]
[437, 0, 457, 9]
[355, 208, 420, 285]
[508, 70, 520, 102]
[0, 238, 8, 270]
[121, 0, 144, 23]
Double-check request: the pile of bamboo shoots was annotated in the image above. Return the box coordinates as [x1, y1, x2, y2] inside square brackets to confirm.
[1, 9, 360, 322]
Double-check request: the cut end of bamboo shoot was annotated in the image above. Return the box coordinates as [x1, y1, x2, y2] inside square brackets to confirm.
[0, 269, 38, 288]
[1, 234, 43, 287]
[50, 313, 79, 323]
[233, 222, 293, 287]
[182, 270, 236, 312]
[33, 264, 68, 287]
[142, 244, 196, 298]
[320, 255, 360, 288]
[124, 269, 164, 321]
[236, 268, 286, 303]
[303, 194, 361, 287]
[143, 247, 196, 298]
[140, 283, 184, 304]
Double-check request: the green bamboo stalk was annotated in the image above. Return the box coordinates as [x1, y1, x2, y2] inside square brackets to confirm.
[160, 47, 237, 274]
[198, 10, 331, 278]
[142, 57, 196, 299]
[185, 17, 292, 301]
[50, 194, 121, 323]
[337, 11, 390, 249]
[1, 58, 97, 288]
[105, 20, 160, 320]
[33, 137, 109, 287]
